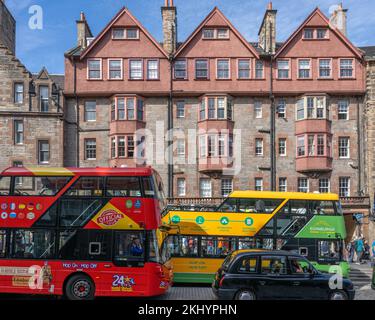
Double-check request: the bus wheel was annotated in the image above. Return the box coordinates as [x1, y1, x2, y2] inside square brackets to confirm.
[65, 274, 95, 301]
[329, 290, 348, 300]
[235, 289, 256, 300]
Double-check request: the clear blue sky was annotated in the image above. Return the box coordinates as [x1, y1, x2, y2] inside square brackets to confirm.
[5, 0, 375, 74]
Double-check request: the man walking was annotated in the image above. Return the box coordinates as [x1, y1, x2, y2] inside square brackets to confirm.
[355, 237, 364, 265]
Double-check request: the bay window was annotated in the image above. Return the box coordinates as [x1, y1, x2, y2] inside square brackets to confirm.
[297, 134, 331, 158]
[113, 97, 143, 121]
[296, 96, 328, 120]
[199, 134, 232, 158]
[199, 96, 232, 120]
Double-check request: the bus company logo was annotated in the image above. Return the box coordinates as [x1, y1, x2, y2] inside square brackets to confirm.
[97, 210, 124, 226]
[1, 212, 7, 220]
[9, 212, 17, 219]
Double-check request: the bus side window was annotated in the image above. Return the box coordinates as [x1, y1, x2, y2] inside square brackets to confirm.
[114, 232, 145, 265]
[217, 198, 237, 212]
[0, 176, 11, 195]
[65, 177, 104, 197]
[106, 177, 141, 197]
[12, 230, 55, 259]
[0, 230, 7, 258]
[289, 200, 308, 215]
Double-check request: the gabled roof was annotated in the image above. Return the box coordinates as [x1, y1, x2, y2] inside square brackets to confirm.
[36, 66, 50, 80]
[175, 7, 260, 58]
[275, 7, 363, 59]
[80, 7, 169, 59]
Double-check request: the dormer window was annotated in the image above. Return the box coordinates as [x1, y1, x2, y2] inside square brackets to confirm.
[202, 28, 229, 40]
[317, 29, 327, 39]
[303, 29, 314, 39]
[217, 29, 229, 39]
[112, 28, 139, 40]
[203, 29, 215, 39]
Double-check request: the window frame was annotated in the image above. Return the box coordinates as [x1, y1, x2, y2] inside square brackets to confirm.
[297, 58, 312, 79]
[146, 59, 160, 80]
[277, 59, 290, 80]
[174, 59, 187, 80]
[338, 137, 350, 159]
[14, 82, 24, 104]
[84, 138, 97, 161]
[84, 100, 97, 122]
[195, 59, 209, 80]
[338, 99, 349, 120]
[87, 58, 103, 80]
[216, 58, 231, 80]
[38, 140, 50, 164]
[237, 58, 251, 79]
[318, 58, 332, 79]
[339, 58, 355, 79]
[177, 178, 186, 197]
[129, 59, 144, 80]
[14, 120, 24, 145]
[278, 138, 287, 156]
[107, 59, 123, 80]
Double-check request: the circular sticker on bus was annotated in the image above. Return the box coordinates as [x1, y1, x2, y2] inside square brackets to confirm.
[27, 203, 34, 211]
[171, 215, 180, 224]
[10, 203, 16, 210]
[18, 212, 25, 219]
[36, 203, 43, 211]
[196, 216, 205, 225]
[1, 203, 7, 210]
[220, 217, 229, 225]
[9, 212, 17, 219]
[126, 200, 133, 209]
[27, 212, 35, 220]
[19, 203, 26, 210]
[245, 217, 254, 226]
[1, 212, 7, 219]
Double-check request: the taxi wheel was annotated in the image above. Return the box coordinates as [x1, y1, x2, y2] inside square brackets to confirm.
[329, 290, 348, 300]
[235, 289, 256, 300]
[65, 274, 95, 301]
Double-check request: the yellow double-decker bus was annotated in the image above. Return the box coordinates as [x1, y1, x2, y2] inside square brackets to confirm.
[161, 191, 349, 283]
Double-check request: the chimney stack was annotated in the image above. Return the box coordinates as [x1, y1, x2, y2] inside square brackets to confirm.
[161, 0, 177, 56]
[329, 3, 348, 36]
[258, 2, 277, 54]
[76, 11, 93, 49]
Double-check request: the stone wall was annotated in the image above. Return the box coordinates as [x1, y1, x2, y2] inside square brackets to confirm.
[0, 0, 15, 54]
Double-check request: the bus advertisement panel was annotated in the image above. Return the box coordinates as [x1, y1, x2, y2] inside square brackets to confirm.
[0, 167, 172, 300]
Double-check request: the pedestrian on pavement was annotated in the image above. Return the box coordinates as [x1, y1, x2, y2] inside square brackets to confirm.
[346, 241, 355, 263]
[363, 240, 370, 261]
[354, 237, 364, 264]
[371, 239, 375, 261]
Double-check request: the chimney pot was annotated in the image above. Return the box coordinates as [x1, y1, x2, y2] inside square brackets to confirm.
[268, 2, 273, 10]
[170, 0, 174, 6]
[80, 12, 85, 21]
[164, 0, 168, 6]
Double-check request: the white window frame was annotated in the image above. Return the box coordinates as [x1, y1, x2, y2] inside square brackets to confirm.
[216, 59, 230, 80]
[108, 59, 123, 80]
[129, 59, 143, 80]
[303, 28, 314, 39]
[279, 138, 286, 156]
[199, 178, 212, 198]
[277, 99, 286, 118]
[38, 140, 50, 164]
[297, 178, 309, 193]
[254, 101, 262, 119]
[277, 59, 290, 79]
[338, 137, 350, 159]
[339, 177, 350, 197]
[319, 178, 330, 193]
[338, 99, 349, 120]
[87, 58, 102, 80]
[176, 139, 186, 158]
[339, 58, 355, 79]
[255, 178, 263, 191]
[174, 59, 187, 79]
[278, 177, 287, 192]
[255, 138, 263, 156]
[85, 138, 97, 160]
[202, 28, 215, 39]
[14, 83, 24, 104]
[177, 178, 186, 197]
[84, 101, 97, 122]
[217, 28, 229, 39]
[176, 101, 185, 118]
[297, 59, 311, 79]
[318, 58, 332, 79]
[14, 120, 24, 145]
[195, 59, 209, 79]
[221, 178, 233, 197]
[147, 59, 159, 80]
[237, 59, 251, 79]
[255, 60, 264, 79]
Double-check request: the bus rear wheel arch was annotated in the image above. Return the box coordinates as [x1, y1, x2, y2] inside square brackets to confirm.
[64, 273, 96, 301]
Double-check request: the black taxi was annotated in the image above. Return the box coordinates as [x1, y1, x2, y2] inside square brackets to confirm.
[212, 249, 355, 300]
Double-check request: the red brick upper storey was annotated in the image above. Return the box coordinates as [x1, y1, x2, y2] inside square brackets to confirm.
[64, 7, 170, 96]
[64, 6, 366, 97]
[273, 8, 365, 95]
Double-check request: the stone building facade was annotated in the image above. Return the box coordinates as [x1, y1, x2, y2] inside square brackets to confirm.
[64, 2, 368, 207]
[0, 0, 64, 172]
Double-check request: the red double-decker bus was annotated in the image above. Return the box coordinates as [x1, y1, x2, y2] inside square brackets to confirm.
[0, 167, 172, 300]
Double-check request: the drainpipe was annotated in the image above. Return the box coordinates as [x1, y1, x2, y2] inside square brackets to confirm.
[167, 55, 174, 198]
[73, 58, 80, 168]
[270, 55, 276, 191]
[357, 96, 362, 195]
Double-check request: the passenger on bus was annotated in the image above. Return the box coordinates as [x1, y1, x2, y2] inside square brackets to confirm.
[130, 237, 143, 256]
